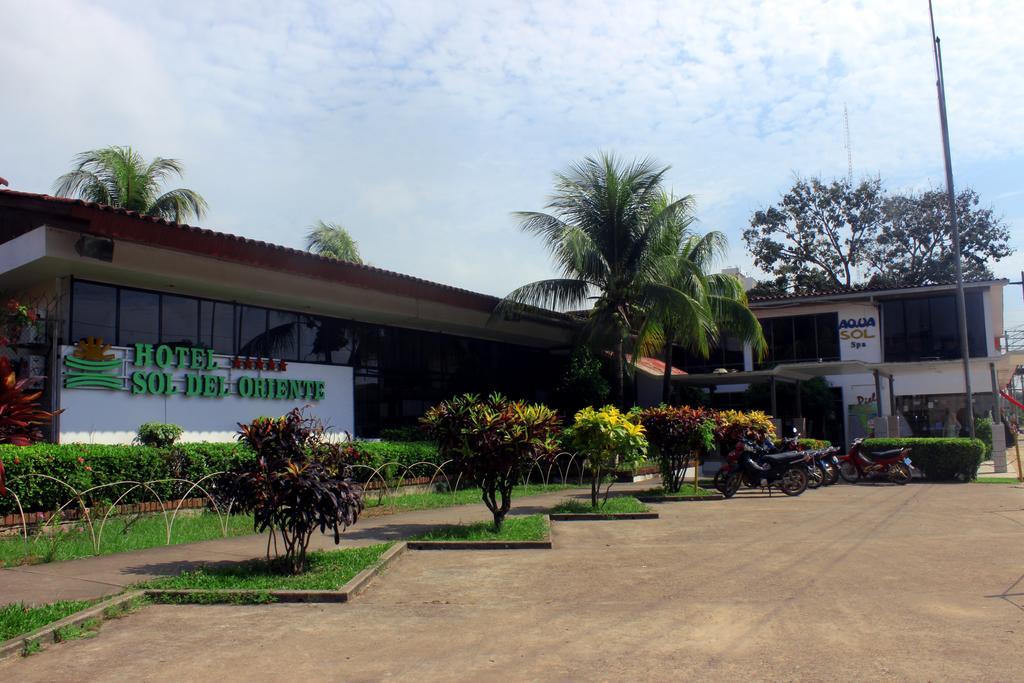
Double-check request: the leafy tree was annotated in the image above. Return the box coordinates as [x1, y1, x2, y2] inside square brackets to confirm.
[743, 177, 882, 291]
[306, 220, 363, 264]
[867, 188, 1011, 286]
[639, 406, 715, 493]
[233, 409, 364, 574]
[644, 197, 765, 402]
[555, 346, 610, 415]
[53, 146, 207, 223]
[499, 154, 711, 405]
[420, 393, 560, 530]
[564, 405, 647, 507]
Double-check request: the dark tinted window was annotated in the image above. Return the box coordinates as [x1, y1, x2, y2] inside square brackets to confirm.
[267, 310, 298, 360]
[815, 313, 839, 359]
[883, 292, 987, 361]
[237, 306, 267, 356]
[200, 301, 236, 355]
[71, 281, 117, 343]
[161, 294, 199, 346]
[118, 289, 159, 346]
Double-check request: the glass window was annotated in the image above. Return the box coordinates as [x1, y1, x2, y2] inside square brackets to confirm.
[238, 306, 267, 356]
[161, 294, 199, 346]
[267, 310, 298, 360]
[903, 298, 929, 359]
[200, 301, 236, 355]
[815, 313, 839, 360]
[792, 316, 816, 361]
[71, 281, 117, 343]
[965, 292, 986, 357]
[118, 289, 159, 346]
[770, 317, 794, 362]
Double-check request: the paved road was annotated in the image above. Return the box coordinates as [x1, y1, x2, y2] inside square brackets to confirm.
[3, 482, 1023, 681]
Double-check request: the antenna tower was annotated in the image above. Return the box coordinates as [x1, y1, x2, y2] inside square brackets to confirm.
[843, 104, 853, 183]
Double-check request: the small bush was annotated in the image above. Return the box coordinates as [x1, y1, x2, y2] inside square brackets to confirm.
[564, 405, 647, 507]
[798, 438, 831, 450]
[974, 417, 993, 460]
[862, 437, 985, 481]
[377, 426, 423, 442]
[639, 406, 715, 493]
[136, 422, 184, 448]
[421, 393, 560, 530]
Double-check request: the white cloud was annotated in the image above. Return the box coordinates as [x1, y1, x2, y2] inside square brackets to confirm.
[1, 0, 1021, 324]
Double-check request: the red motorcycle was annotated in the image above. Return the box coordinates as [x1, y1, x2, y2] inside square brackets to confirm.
[838, 438, 913, 485]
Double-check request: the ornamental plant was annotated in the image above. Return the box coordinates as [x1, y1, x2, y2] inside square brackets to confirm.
[714, 409, 776, 448]
[0, 298, 39, 347]
[639, 406, 716, 493]
[420, 393, 560, 531]
[232, 408, 363, 574]
[564, 405, 647, 508]
[0, 356, 60, 447]
[136, 422, 184, 448]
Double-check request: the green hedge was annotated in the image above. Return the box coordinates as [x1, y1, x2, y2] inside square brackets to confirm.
[862, 437, 985, 481]
[798, 438, 831, 450]
[0, 440, 445, 515]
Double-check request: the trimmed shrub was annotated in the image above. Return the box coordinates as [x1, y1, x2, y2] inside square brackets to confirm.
[378, 426, 424, 442]
[639, 406, 715, 493]
[862, 437, 985, 481]
[974, 417, 993, 460]
[798, 438, 831, 450]
[136, 422, 184, 448]
[564, 405, 647, 507]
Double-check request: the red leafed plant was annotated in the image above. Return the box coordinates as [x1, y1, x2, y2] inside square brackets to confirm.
[0, 356, 59, 446]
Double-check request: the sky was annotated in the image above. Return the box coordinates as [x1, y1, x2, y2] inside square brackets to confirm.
[1, 0, 1021, 328]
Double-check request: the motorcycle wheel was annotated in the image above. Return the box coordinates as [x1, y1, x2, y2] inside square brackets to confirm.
[838, 461, 860, 483]
[823, 462, 839, 486]
[779, 467, 808, 496]
[722, 472, 743, 498]
[888, 462, 912, 485]
[806, 466, 824, 489]
[713, 470, 727, 493]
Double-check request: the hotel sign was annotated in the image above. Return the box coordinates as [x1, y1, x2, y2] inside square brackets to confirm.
[63, 339, 326, 401]
[838, 316, 876, 351]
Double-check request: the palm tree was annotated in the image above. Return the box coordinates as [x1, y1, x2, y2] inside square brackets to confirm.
[641, 203, 767, 403]
[306, 220, 363, 264]
[53, 146, 207, 223]
[498, 153, 712, 405]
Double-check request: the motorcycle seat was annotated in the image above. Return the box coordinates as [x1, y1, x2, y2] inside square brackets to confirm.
[864, 448, 904, 460]
[763, 451, 806, 463]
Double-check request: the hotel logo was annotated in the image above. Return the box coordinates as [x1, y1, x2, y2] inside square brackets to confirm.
[63, 337, 123, 390]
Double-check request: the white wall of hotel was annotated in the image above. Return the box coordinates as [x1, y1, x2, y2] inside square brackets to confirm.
[637, 287, 1014, 449]
[57, 345, 354, 444]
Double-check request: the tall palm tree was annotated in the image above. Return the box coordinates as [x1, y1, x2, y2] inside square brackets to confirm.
[498, 153, 712, 405]
[306, 220, 363, 264]
[53, 146, 207, 223]
[641, 204, 767, 403]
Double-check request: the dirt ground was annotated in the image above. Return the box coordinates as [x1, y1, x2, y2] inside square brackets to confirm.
[3, 482, 1023, 682]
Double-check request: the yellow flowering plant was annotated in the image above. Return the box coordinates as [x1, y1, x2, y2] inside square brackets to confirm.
[564, 405, 648, 508]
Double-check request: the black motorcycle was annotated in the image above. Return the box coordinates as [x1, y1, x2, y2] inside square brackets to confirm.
[814, 447, 841, 486]
[722, 440, 810, 498]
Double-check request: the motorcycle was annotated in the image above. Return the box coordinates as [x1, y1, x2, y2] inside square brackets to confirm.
[811, 447, 842, 486]
[721, 439, 810, 498]
[837, 438, 913, 485]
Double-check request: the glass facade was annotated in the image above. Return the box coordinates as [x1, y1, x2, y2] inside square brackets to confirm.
[69, 279, 561, 436]
[895, 393, 996, 437]
[671, 335, 745, 374]
[756, 313, 840, 368]
[881, 292, 986, 362]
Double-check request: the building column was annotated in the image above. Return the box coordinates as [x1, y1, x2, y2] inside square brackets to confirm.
[991, 362, 1007, 472]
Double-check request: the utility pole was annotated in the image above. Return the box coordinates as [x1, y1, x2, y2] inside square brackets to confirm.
[929, 1, 974, 438]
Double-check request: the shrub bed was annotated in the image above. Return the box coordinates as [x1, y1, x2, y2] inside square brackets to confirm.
[0, 440, 446, 515]
[862, 438, 985, 481]
[798, 438, 831, 450]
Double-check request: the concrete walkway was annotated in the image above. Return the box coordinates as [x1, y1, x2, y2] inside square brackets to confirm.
[4, 482, 1023, 681]
[978, 446, 1024, 479]
[1, 482, 645, 606]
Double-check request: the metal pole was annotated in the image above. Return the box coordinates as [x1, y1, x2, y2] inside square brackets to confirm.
[929, 1, 975, 438]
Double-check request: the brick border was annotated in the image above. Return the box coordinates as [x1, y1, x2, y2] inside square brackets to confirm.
[549, 512, 659, 521]
[143, 541, 408, 605]
[0, 590, 146, 661]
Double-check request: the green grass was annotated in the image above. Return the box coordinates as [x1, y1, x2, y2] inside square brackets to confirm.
[0, 599, 96, 642]
[971, 477, 1023, 484]
[363, 482, 573, 511]
[0, 483, 574, 568]
[550, 496, 649, 514]
[142, 543, 392, 592]
[644, 483, 717, 497]
[0, 511, 255, 567]
[53, 617, 100, 642]
[411, 514, 548, 542]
